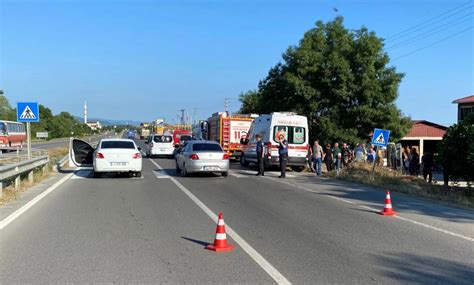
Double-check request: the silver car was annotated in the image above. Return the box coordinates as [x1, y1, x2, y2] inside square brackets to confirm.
[175, 141, 229, 177]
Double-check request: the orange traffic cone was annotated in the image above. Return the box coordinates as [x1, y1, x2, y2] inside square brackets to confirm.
[380, 191, 397, 216]
[206, 212, 234, 252]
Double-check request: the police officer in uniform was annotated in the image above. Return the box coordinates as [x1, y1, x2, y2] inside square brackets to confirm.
[255, 134, 264, 176]
[278, 133, 288, 178]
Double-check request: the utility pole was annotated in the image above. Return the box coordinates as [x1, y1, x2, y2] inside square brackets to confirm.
[193, 108, 197, 125]
[224, 98, 230, 113]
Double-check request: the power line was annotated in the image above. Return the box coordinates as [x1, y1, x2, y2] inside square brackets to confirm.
[387, 13, 473, 50]
[392, 26, 473, 61]
[386, 1, 472, 41]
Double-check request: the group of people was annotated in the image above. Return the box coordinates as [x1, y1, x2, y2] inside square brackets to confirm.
[402, 146, 434, 183]
[308, 141, 382, 175]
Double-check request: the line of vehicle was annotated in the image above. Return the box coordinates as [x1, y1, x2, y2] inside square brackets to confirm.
[0, 173, 74, 230]
[263, 176, 474, 243]
[148, 159, 291, 285]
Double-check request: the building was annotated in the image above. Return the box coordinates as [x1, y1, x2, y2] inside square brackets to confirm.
[86, 121, 102, 131]
[452, 95, 474, 122]
[399, 120, 447, 160]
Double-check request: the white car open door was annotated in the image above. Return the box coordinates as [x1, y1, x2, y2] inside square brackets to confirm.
[68, 138, 95, 167]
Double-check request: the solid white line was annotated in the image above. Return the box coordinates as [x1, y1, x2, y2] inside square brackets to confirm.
[395, 215, 474, 242]
[169, 176, 291, 284]
[0, 173, 74, 231]
[266, 175, 474, 243]
[151, 160, 291, 284]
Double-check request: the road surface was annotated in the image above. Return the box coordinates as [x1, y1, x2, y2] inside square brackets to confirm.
[1, 141, 473, 284]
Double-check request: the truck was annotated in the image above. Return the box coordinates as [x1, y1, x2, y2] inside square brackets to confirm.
[195, 112, 256, 159]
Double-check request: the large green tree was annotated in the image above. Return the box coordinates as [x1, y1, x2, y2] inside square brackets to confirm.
[240, 17, 411, 144]
[0, 93, 17, 121]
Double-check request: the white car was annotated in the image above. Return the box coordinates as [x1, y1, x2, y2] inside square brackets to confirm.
[146, 134, 175, 158]
[69, 138, 142, 178]
[175, 141, 229, 177]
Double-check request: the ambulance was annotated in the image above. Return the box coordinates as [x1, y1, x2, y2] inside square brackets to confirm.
[240, 112, 309, 170]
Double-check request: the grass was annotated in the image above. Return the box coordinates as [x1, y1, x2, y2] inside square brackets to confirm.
[326, 162, 474, 209]
[0, 147, 68, 205]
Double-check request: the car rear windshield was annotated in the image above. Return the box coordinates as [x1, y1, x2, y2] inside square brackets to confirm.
[101, 141, 136, 149]
[153, 135, 172, 143]
[192, 143, 222, 152]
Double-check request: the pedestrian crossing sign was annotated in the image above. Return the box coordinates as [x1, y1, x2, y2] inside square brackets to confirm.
[17, 102, 40, 122]
[371, 128, 390, 147]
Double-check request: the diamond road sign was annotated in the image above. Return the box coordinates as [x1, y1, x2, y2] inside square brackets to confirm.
[17, 102, 40, 122]
[371, 128, 390, 147]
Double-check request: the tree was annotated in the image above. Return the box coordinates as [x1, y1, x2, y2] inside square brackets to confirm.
[438, 114, 474, 189]
[239, 17, 411, 144]
[0, 94, 17, 121]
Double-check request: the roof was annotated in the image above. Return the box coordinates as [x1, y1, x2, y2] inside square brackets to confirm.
[452, 95, 474, 104]
[403, 120, 447, 138]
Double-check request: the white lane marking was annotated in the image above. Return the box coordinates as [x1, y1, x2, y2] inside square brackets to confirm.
[150, 160, 291, 284]
[229, 170, 247, 178]
[266, 176, 474, 242]
[0, 173, 74, 230]
[395, 215, 474, 242]
[153, 170, 171, 179]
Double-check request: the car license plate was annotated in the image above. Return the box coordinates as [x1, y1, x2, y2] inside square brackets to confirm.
[111, 162, 127, 166]
[160, 148, 167, 151]
[203, 166, 219, 171]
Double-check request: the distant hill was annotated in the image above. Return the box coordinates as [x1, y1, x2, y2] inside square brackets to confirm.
[74, 116, 142, 126]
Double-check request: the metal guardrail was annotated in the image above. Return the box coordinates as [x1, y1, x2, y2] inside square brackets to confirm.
[0, 149, 48, 165]
[0, 155, 50, 197]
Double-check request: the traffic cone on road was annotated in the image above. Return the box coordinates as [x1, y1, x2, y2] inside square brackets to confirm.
[380, 191, 397, 216]
[206, 212, 234, 252]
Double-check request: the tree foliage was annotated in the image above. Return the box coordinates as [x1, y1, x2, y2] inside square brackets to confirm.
[438, 114, 474, 187]
[0, 94, 92, 139]
[239, 17, 411, 144]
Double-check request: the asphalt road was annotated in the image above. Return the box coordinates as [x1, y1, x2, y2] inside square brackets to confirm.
[1, 140, 473, 284]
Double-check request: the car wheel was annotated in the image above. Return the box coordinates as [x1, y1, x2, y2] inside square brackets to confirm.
[221, 171, 229, 177]
[93, 171, 101, 178]
[240, 154, 250, 167]
[135, 171, 142, 178]
[175, 161, 181, 173]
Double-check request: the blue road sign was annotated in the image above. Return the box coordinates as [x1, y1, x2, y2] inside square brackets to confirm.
[371, 128, 390, 147]
[17, 102, 40, 122]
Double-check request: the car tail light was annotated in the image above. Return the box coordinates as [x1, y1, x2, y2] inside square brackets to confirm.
[189, 153, 199, 160]
[223, 153, 229, 160]
[96, 152, 105, 159]
[132, 153, 141, 159]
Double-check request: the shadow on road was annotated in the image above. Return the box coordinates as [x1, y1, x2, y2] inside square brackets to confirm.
[374, 252, 474, 284]
[288, 175, 474, 223]
[181, 237, 211, 248]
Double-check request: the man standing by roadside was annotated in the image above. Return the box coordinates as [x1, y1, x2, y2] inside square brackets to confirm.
[422, 151, 434, 183]
[312, 140, 324, 175]
[278, 133, 288, 178]
[342, 143, 351, 167]
[324, 143, 333, 172]
[332, 142, 342, 175]
[255, 134, 264, 176]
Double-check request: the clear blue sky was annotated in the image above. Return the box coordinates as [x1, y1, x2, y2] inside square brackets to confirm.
[1, 0, 473, 126]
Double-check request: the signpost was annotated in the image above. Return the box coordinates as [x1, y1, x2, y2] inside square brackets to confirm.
[17, 102, 40, 159]
[36, 132, 48, 139]
[370, 128, 390, 179]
